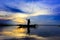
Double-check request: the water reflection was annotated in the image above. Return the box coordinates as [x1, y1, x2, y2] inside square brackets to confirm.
[0, 34, 46, 40]
[0, 26, 60, 40]
[0, 26, 46, 40]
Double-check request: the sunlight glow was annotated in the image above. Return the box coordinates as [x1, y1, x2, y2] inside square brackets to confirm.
[12, 28, 27, 33]
[1, 26, 46, 40]
[2, 28, 27, 38]
[1, 31, 46, 40]
[12, 18, 26, 24]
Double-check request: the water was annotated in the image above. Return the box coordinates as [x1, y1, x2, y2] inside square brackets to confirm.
[0, 26, 60, 40]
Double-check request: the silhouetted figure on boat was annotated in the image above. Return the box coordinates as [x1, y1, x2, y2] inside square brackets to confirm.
[0, 19, 60, 34]
[18, 19, 36, 34]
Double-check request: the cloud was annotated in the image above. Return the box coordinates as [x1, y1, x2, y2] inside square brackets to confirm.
[53, 6, 60, 15]
[0, 5, 26, 13]
[0, 0, 60, 24]
[0, 0, 54, 14]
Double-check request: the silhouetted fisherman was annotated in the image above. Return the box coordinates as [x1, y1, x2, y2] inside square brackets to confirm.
[27, 19, 30, 34]
[18, 19, 36, 34]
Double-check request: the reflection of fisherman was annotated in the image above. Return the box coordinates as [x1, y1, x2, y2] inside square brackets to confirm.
[27, 19, 30, 34]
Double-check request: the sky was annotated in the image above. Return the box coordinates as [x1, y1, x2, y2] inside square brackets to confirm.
[0, 0, 60, 24]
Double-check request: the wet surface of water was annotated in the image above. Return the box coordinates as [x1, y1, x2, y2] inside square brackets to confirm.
[0, 26, 60, 40]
